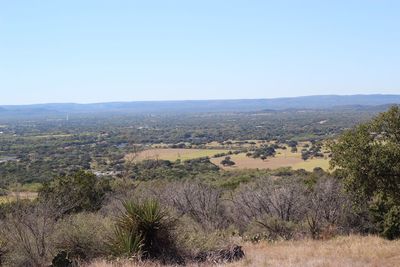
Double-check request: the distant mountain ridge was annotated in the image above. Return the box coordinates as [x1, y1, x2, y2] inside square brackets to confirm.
[1, 94, 400, 116]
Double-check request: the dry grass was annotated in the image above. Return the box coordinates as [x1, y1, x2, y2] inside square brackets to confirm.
[226, 235, 400, 267]
[292, 157, 330, 171]
[131, 143, 330, 172]
[211, 149, 330, 172]
[87, 236, 400, 267]
[0, 191, 38, 203]
[133, 148, 230, 161]
[210, 153, 303, 170]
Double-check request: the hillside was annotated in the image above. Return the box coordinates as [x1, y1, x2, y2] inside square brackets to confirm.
[1, 95, 400, 117]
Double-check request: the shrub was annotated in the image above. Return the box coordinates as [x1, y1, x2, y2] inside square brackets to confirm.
[233, 177, 306, 226]
[370, 193, 400, 240]
[257, 216, 300, 240]
[39, 170, 111, 215]
[53, 212, 113, 262]
[174, 216, 230, 256]
[158, 181, 229, 230]
[109, 199, 180, 263]
[0, 236, 6, 266]
[305, 178, 350, 239]
[0, 202, 57, 267]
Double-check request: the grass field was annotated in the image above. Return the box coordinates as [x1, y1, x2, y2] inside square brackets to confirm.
[212, 148, 330, 172]
[0, 191, 38, 204]
[135, 148, 230, 161]
[0, 182, 41, 204]
[292, 158, 331, 171]
[87, 235, 400, 267]
[210, 153, 303, 170]
[8, 182, 43, 192]
[133, 146, 330, 171]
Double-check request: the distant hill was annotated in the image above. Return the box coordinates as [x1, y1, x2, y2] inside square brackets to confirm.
[1, 94, 400, 117]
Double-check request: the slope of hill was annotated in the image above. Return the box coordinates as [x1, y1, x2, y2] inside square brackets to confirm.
[1, 94, 400, 117]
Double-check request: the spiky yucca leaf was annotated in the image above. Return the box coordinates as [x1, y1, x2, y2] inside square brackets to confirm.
[122, 200, 166, 232]
[111, 199, 176, 259]
[110, 227, 143, 257]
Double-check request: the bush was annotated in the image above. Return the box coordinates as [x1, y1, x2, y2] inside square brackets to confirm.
[382, 205, 400, 240]
[0, 236, 6, 266]
[175, 216, 231, 257]
[370, 193, 400, 240]
[305, 178, 351, 239]
[53, 212, 113, 262]
[233, 177, 306, 228]
[256, 217, 299, 240]
[158, 181, 229, 230]
[39, 170, 111, 215]
[0, 202, 57, 267]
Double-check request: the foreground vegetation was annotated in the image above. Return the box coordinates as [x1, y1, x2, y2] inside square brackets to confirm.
[228, 235, 400, 267]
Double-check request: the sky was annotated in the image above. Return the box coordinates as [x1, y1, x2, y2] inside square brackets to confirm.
[1, 0, 399, 105]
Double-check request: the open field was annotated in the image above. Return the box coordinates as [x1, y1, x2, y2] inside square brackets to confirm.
[211, 153, 303, 170]
[133, 147, 330, 171]
[212, 148, 330, 172]
[135, 148, 230, 161]
[0, 191, 38, 204]
[87, 235, 400, 267]
[292, 158, 331, 171]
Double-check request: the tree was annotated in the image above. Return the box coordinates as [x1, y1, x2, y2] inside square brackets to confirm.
[330, 106, 400, 239]
[287, 140, 298, 148]
[39, 170, 111, 214]
[221, 156, 235, 166]
[301, 150, 310, 161]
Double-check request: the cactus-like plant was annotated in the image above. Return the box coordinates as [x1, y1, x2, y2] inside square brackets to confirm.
[110, 199, 177, 260]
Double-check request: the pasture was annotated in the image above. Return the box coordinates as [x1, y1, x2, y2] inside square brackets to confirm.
[134, 148, 230, 161]
[211, 154, 330, 171]
[212, 147, 330, 171]
[133, 146, 331, 172]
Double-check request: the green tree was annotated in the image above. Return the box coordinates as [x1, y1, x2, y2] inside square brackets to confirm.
[330, 106, 400, 239]
[39, 170, 111, 214]
[221, 156, 235, 166]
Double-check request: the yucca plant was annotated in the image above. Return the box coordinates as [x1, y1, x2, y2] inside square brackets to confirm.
[110, 199, 177, 260]
[110, 227, 143, 257]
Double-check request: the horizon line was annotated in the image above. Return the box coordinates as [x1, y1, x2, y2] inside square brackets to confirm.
[2, 93, 400, 107]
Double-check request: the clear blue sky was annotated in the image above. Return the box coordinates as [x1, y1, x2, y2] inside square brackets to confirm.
[1, 1, 399, 105]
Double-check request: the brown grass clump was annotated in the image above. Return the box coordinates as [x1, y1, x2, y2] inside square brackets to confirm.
[87, 235, 400, 267]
